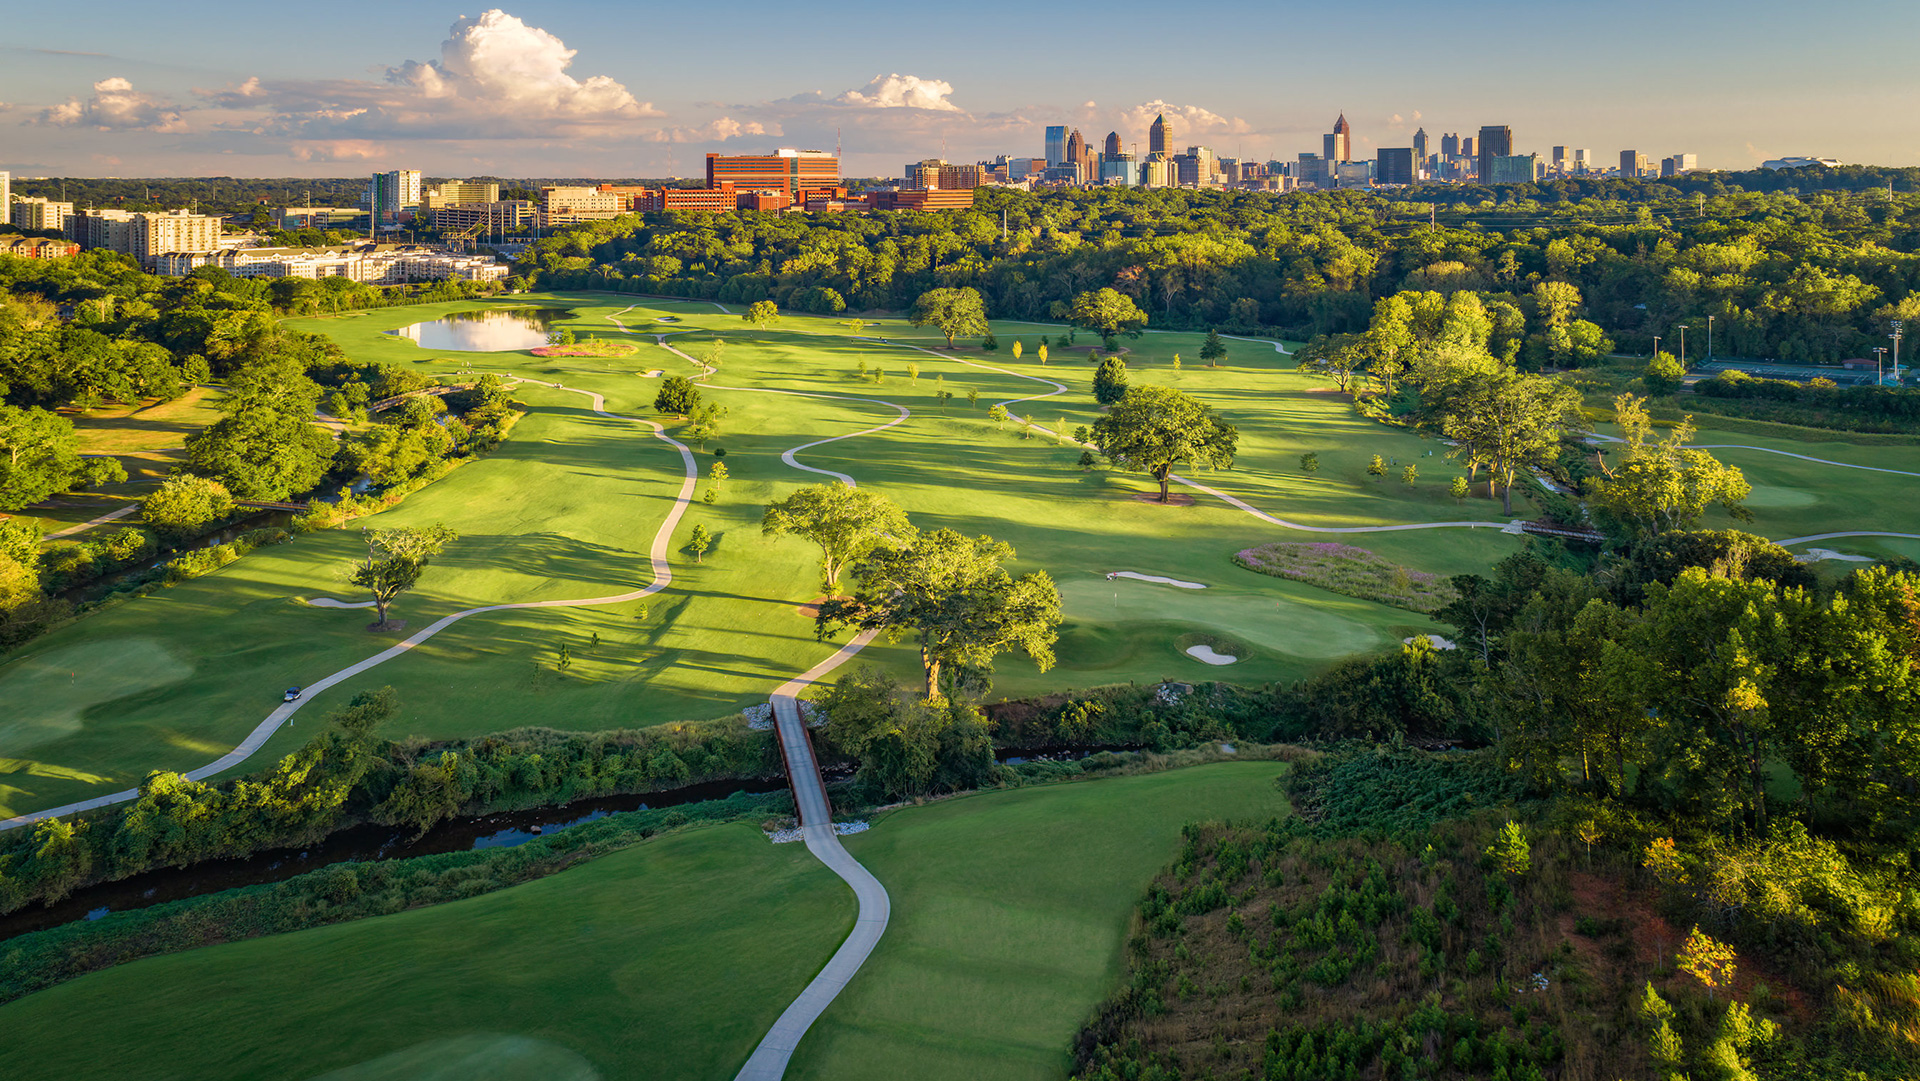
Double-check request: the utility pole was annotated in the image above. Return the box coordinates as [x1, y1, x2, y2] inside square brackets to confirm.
[1676, 324, 1688, 366]
[1707, 314, 1714, 362]
[1652, 335, 1661, 363]
[1893, 320, 1905, 383]
[1874, 346, 1887, 386]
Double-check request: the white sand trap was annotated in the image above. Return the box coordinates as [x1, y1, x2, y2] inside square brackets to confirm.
[640, 369, 663, 378]
[1108, 571, 1207, 589]
[306, 597, 377, 609]
[1404, 635, 1458, 650]
[1186, 645, 1237, 665]
[1796, 548, 1873, 563]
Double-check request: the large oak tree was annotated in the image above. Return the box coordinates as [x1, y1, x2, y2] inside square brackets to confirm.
[1090, 384, 1239, 503]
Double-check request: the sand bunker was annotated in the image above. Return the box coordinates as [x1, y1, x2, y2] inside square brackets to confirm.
[1108, 571, 1207, 589]
[1796, 548, 1873, 563]
[1403, 634, 1458, 650]
[641, 369, 663, 378]
[1185, 644, 1237, 665]
[307, 597, 377, 609]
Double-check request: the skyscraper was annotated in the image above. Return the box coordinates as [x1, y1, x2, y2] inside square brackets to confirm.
[1440, 132, 1460, 159]
[1551, 146, 1569, 173]
[1065, 129, 1087, 176]
[1412, 128, 1429, 163]
[1103, 131, 1122, 160]
[1620, 150, 1647, 178]
[1324, 113, 1352, 163]
[1476, 126, 1512, 184]
[1149, 114, 1173, 156]
[1045, 126, 1068, 167]
[1376, 148, 1416, 186]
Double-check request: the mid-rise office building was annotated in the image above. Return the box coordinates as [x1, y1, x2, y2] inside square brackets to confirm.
[1175, 145, 1218, 188]
[1412, 128, 1429, 165]
[423, 180, 501, 210]
[1324, 113, 1352, 163]
[1439, 132, 1460, 159]
[1661, 153, 1698, 177]
[133, 209, 222, 267]
[1045, 126, 1068, 167]
[1138, 157, 1176, 188]
[431, 200, 536, 233]
[904, 160, 983, 190]
[1099, 155, 1136, 186]
[1476, 126, 1513, 184]
[1489, 154, 1541, 184]
[541, 186, 623, 224]
[1375, 148, 1417, 186]
[1620, 150, 1647, 178]
[1461, 136, 1476, 160]
[706, 149, 839, 195]
[9, 196, 74, 235]
[0, 172, 10, 215]
[1148, 114, 1173, 157]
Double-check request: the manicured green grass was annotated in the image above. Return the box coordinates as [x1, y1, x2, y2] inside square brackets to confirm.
[0, 758, 1284, 1081]
[9, 388, 226, 537]
[0, 822, 848, 1081]
[788, 759, 1291, 1081]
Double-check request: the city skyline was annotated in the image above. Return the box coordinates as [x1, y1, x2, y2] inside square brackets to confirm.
[3, 1, 1918, 178]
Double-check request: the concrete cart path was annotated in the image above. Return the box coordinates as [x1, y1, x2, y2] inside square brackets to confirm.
[732, 628, 890, 1081]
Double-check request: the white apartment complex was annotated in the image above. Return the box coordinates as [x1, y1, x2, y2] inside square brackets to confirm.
[155, 244, 507, 283]
[10, 196, 75, 234]
[131, 209, 222, 267]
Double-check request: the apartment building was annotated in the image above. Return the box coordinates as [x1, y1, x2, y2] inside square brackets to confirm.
[10, 196, 75, 235]
[133, 209, 222, 267]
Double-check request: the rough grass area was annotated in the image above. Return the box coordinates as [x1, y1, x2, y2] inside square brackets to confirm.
[1235, 542, 1458, 613]
[1075, 818, 1806, 1081]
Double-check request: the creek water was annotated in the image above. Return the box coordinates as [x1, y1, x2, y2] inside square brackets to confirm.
[2, 744, 1142, 940]
[0, 777, 786, 941]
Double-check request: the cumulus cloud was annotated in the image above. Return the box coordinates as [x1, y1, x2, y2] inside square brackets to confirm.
[386, 10, 644, 116]
[832, 73, 960, 111]
[195, 9, 658, 145]
[648, 117, 776, 143]
[36, 77, 186, 132]
[1115, 100, 1251, 139]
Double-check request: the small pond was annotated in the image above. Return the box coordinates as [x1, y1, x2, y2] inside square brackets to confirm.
[389, 307, 569, 352]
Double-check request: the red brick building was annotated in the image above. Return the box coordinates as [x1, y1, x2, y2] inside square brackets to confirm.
[707, 150, 839, 195]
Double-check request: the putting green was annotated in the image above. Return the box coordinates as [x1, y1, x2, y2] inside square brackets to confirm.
[0, 638, 191, 755]
[1056, 572, 1394, 668]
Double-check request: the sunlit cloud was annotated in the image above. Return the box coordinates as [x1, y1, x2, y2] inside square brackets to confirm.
[35, 76, 185, 132]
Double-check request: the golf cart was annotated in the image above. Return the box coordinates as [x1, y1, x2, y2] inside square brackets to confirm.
[283, 686, 303, 702]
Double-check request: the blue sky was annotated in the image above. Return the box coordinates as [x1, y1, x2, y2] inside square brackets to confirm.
[4, 1, 1916, 178]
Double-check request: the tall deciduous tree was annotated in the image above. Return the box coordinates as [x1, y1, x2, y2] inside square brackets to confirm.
[1590, 395, 1750, 536]
[349, 524, 456, 630]
[1068, 288, 1148, 341]
[654, 376, 700, 416]
[761, 483, 912, 591]
[817, 528, 1061, 699]
[141, 475, 236, 546]
[745, 300, 778, 327]
[1442, 371, 1587, 515]
[0, 404, 95, 511]
[183, 356, 334, 500]
[1090, 385, 1238, 503]
[909, 287, 989, 348]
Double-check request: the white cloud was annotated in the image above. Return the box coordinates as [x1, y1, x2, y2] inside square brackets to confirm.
[832, 73, 960, 112]
[1115, 100, 1251, 140]
[194, 9, 659, 147]
[36, 76, 186, 132]
[386, 10, 646, 117]
[649, 117, 776, 143]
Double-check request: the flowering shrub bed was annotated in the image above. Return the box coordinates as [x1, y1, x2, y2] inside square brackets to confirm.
[1233, 542, 1456, 613]
[530, 340, 637, 358]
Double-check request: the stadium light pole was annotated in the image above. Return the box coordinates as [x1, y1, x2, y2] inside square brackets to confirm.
[1676, 324, 1688, 368]
[1893, 320, 1905, 383]
[1706, 314, 1714, 362]
[1874, 347, 1887, 385]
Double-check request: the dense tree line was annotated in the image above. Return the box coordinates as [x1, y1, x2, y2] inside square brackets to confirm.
[0, 689, 781, 914]
[520, 175, 1918, 363]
